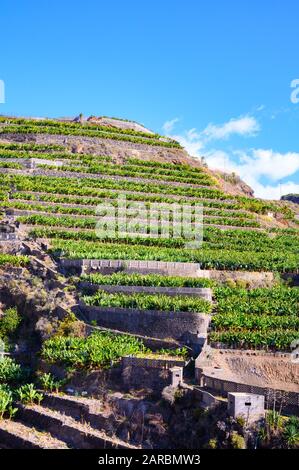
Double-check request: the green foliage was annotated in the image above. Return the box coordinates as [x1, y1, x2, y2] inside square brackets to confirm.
[49, 239, 299, 272]
[17, 383, 43, 405]
[230, 431, 246, 449]
[0, 162, 22, 169]
[211, 287, 299, 350]
[210, 329, 298, 351]
[0, 358, 26, 385]
[0, 308, 21, 341]
[39, 160, 215, 186]
[155, 347, 188, 359]
[0, 387, 13, 419]
[81, 272, 216, 288]
[83, 290, 212, 313]
[0, 142, 65, 152]
[41, 331, 148, 369]
[39, 373, 63, 393]
[0, 119, 182, 149]
[283, 423, 299, 448]
[215, 287, 299, 316]
[0, 255, 29, 267]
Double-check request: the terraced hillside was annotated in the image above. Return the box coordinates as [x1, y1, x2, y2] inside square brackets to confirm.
[0, 115, 298, 449]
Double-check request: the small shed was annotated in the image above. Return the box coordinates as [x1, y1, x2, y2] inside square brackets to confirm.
[228, 392, 265, 424]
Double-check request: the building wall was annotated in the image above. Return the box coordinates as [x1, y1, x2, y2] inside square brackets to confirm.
[198, 373, 299, 414]
[228, 393, 265, 423]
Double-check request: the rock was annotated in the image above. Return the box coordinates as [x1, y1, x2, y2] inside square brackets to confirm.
[281, 194, 299, 205]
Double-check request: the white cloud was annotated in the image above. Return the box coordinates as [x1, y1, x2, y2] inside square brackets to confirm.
[163, 115, 260, 156]
[236, 149, 299, 182]
[202, 116, 260, 141]
[163, 113, 299, 200]
[256, 105, 265, 112]
[162, 117, 180, 133]
[253, 181, 299, 200]
[205, 148, 299, 200]
[171, 132, 205, 157]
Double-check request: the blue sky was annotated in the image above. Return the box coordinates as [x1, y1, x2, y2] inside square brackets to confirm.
[1, 0, 299, 199]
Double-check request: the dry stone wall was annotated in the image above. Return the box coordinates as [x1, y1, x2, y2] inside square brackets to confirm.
[80, 303, 211, 342]
[121, 356, 185, 394]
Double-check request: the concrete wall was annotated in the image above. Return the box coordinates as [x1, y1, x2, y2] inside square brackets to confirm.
[80, 302, 211, 342]
[61, 258, 202, 277]
[228, 393, 265, 423]
[198, 372, 299, 415]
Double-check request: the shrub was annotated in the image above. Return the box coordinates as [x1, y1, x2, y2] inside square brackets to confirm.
[230, 431, 246, 449]
[0, 358, 25, 385]
[17, 383, 43, 406]
[0, 308, 21, 341]
[0, 387, 13, 420]
[39, 373, 64, 393]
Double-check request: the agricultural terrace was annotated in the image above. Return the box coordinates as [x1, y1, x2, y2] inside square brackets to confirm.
[0, 122, 298, 353]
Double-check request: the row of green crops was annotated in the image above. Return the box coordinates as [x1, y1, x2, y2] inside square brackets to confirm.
[45, 155, 211, 176]
[211, 287, 299, 350]
[0, 142, 66, 152]
[1, 172, 292, 218]
[80, 272, 216, 288]
[16, 212, 260, 230]
[0, 173, 233, 202]
[7, 172, 227, 200]
[82, 290, 213, 313]
[29, 228, 192, 249]
[0, 123, 181, 149]
[41, 331, 147, 369]
[29, 226, 299, 256]
[209, 330, 299, 351]
[214, 287, 299, 316]
[203, 227, 299, 254]
[0, 116, 168, 141]
[37, 157, 216, 185]
[5, 198, 255, 220]
[0, 148, 112, 163]
[48, 239, 299, 272]
[0, 255, 29, 267]
[0, 162, 22, 169]
[212, 313, 299, 330]
[39, 162, 215, 186]
[9, 188, 244, 211]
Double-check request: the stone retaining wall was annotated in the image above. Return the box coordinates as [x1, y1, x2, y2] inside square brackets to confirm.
[121, 356, 185, 394]
[0, 132, 189, 163]
[60, 258, 275, 286]
[207, 348, 291, 360]
[84, 324, 181, 352]
[80, 302, 211, 342]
